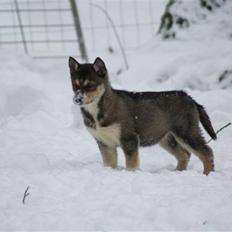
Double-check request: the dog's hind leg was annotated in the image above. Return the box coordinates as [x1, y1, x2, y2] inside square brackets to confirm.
[160, 133, 191, 171]
[173, 129, 214, 175]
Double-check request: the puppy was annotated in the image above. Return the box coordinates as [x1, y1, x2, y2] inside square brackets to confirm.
[68, 57, 216, 175]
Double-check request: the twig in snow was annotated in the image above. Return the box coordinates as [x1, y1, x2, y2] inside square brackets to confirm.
[22, 185, 30, 204]
[207, 122, 231, 143]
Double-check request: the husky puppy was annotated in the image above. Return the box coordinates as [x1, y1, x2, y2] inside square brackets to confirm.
[68, 57, 216, 175]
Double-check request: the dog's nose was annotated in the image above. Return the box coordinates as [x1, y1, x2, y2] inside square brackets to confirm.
[73, 95, 83, 105]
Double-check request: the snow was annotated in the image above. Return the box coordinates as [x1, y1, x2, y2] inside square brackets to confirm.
[1, 1, 232, 231]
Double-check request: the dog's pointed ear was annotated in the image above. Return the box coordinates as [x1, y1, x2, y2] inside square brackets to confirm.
[93, 57, 107, 77]
[69, 57, 79, 74]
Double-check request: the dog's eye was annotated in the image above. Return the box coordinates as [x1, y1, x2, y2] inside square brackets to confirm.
[72, 82, 80, 91]
[85, 83, 96, 91]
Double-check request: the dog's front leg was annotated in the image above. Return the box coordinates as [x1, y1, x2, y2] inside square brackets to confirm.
[97, 141, 117, 168]
[121, 136, 139, 171]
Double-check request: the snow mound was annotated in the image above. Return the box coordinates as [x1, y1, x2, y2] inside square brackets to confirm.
[0, 85, 46, 118]
[116, 1, 232, 93]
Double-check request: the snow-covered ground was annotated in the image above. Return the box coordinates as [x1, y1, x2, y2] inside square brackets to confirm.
[1, 1, 232, 231]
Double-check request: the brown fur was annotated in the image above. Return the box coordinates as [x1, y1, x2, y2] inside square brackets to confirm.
[68, 57, 217, 175]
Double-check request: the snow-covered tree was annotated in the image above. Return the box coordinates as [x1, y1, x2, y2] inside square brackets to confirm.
[158, 0, 226, 39]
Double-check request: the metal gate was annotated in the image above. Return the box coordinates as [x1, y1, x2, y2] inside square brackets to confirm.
[0, 0, 160, 59]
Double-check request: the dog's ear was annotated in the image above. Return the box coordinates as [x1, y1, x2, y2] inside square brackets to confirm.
[93, 57, 107, 77]
[69, 57, 79, 74]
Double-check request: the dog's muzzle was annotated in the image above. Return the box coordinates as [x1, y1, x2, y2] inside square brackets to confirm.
[73, 94, 83, 105]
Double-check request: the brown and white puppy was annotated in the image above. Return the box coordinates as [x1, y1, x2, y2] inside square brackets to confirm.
[68, 57, 217, 175]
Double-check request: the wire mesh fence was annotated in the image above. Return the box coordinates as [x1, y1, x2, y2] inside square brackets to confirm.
[0, 0, 161, 59]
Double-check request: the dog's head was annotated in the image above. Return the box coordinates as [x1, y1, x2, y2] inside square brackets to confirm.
[68, 57, 107, 105]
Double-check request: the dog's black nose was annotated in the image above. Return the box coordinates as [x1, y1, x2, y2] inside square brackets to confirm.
[73, 95, 83, 105]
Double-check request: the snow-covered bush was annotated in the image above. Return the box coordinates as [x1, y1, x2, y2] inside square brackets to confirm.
[158, 0, 227, 39]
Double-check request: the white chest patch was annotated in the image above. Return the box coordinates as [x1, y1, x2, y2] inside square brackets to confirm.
[83, 98, 121, 147]
[87, 123, 121, 147]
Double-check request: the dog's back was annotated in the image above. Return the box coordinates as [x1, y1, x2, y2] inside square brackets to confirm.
[113, 90, 199, 146]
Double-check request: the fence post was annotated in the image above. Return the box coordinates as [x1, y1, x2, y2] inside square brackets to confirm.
[69, 0, 88, 62]
[14, 0, 28, 54]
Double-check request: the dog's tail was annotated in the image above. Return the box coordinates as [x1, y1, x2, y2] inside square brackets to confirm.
[196, 103, 217, 140]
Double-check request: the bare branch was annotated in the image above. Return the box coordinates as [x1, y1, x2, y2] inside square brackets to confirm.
[22, 185, 30, 204]
[90, 3, 129, 71]
[207, 122, 231, 143]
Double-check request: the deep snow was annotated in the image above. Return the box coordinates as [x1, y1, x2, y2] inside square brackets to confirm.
[1, 1, 232, 231]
